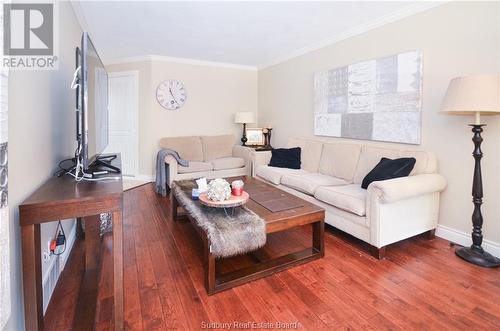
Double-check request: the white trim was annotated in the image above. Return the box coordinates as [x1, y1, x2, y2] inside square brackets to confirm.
[105, 55, 258, 71]
[108, 71, 140, 178]
[72, 1, 254, 71]
[258, 2, 446, 69]
[42, 221, 77, 313]
[57, 222, 77, 272]
[41, 222, 77, 289]
[70, 0, 90, 32]
[72, 1, 445, 71]
[436, 224, 500, 258]
[104, 55, 150, 66]
[134, 174, 154, 182]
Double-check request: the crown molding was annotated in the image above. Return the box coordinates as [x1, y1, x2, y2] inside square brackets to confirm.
[258, 1, 447, 69]
[70, 0, 90, 33]
[71, 1, 446, 71]
[105, 54, 258, 71]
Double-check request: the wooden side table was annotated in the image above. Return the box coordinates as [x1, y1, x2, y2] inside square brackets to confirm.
[247, 145, 273, 151]
[18, 155, 124, 331]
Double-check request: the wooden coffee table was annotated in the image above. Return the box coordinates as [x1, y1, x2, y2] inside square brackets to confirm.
[171, 177, 325, 295]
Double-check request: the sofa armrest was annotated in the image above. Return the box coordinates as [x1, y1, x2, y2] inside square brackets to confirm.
[250, 150, 272, 177]
[232, 145, 252, 160]
[252, 150, 272, 166]
[164, 154, 179, 181]
[368, 174, 447, 203]
[232, 145, 252, 174]
[366, 173, 446, 249]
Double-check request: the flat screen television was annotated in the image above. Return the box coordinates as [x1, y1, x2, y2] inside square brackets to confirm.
[79, 32, 109, 171]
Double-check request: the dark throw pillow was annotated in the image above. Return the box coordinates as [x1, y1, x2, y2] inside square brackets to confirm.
[361, 157, 416, 189]
[268, 147, 301, 169]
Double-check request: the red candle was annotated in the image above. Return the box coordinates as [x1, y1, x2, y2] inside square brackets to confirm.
[232, 187, 243, 196]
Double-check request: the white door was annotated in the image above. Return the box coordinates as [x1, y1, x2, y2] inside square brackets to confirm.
[105, 71, 139, 177]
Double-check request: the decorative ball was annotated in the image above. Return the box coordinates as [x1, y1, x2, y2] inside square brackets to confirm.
[207, 178, 231, 202]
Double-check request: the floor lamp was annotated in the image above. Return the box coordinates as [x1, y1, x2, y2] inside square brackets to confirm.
[441, 74, 500, 268]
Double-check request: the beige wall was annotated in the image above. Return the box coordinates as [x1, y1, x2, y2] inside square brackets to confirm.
[6, 2, 82, 330]
[106, 60, 258, 176]
[258, 2, 500, 244]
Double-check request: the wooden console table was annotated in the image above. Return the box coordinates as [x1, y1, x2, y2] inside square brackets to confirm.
[19, 155, 124, 331]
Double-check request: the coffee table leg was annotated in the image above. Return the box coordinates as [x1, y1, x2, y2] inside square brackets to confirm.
[171, 194, 178, 221]
[204, 238, 216, 295]
[313, 220, 325, 257]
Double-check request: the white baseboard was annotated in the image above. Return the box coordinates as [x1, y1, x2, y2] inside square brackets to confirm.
[42, 220, 77, 313]
[436, 224, 500, 257]
[58, 221, 77, 271]
[128, 174, 153, 182]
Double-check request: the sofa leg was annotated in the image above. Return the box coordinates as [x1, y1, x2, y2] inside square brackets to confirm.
[371, 246, 386, 260]
[425, 229, 436, 240]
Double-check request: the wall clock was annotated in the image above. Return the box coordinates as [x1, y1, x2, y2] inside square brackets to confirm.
[156, 80, 187, 110]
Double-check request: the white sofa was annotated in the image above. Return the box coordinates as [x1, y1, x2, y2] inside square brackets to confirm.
[252, 137, 447, 258]
[160, 134, 251, 186]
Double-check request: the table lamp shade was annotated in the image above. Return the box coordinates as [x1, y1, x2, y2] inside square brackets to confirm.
[441, 75, 500, 115]
[234, 112, 255, 124]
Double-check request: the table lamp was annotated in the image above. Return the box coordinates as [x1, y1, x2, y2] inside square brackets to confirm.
[234, 112, 255, 146]
[441, 74, 500, 268]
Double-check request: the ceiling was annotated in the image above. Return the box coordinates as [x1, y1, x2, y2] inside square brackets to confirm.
[72, 1, 442, 68]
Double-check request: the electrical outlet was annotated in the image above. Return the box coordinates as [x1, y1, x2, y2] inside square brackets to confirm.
[42, 250, 50, 263]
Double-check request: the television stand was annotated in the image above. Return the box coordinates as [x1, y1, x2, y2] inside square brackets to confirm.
[89, 154, 121, 174]
[19, 154, 124, 331]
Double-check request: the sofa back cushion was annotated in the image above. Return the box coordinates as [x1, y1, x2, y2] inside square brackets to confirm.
[159, 136, 204, 162]
[201, 134, 235, 161]
[286, 137, 323, 172]
[361, 157, 416, 189]
[353, 147, 401, 184]
[319, 143, 361, 181]
[353, 146, 438, 184]
[399, 150, 437, 175]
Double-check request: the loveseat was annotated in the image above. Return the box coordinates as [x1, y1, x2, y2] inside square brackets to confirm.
[252, 137, 447, 258]
[160, 134, 251, 186]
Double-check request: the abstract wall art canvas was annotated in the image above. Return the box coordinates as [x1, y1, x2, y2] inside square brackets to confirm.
[314, 50, 422, 144]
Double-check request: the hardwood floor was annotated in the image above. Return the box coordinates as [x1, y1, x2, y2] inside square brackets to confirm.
[45, 183, 500, 330]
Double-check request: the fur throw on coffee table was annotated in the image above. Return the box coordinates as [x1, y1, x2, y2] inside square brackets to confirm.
[171, 180, 266, 258]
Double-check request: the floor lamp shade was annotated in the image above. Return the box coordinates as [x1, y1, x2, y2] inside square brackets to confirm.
[441, 75, 500, 123]
[441, 74, 500, 268]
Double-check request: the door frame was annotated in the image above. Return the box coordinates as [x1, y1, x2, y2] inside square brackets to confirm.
[108, 70, 139, 178]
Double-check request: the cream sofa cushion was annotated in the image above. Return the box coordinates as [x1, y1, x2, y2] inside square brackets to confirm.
[281, 173, 348, 195]
[159, 136, 204, 162]
[353, 146, 400, 184]
[211, 157, 245, 171]
[287, 137, 323, 172]
[398, 150, 437, 175]
[319, 143, 361, 181]
[314, 184, 367, 217]
[353, 146, 438, 184]
[202, 135, 235, 161]
[256, 165, 306, 185]
[178, 161, 213, 174]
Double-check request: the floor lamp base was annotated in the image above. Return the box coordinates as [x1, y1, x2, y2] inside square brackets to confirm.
[456, 246, 500, 268]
